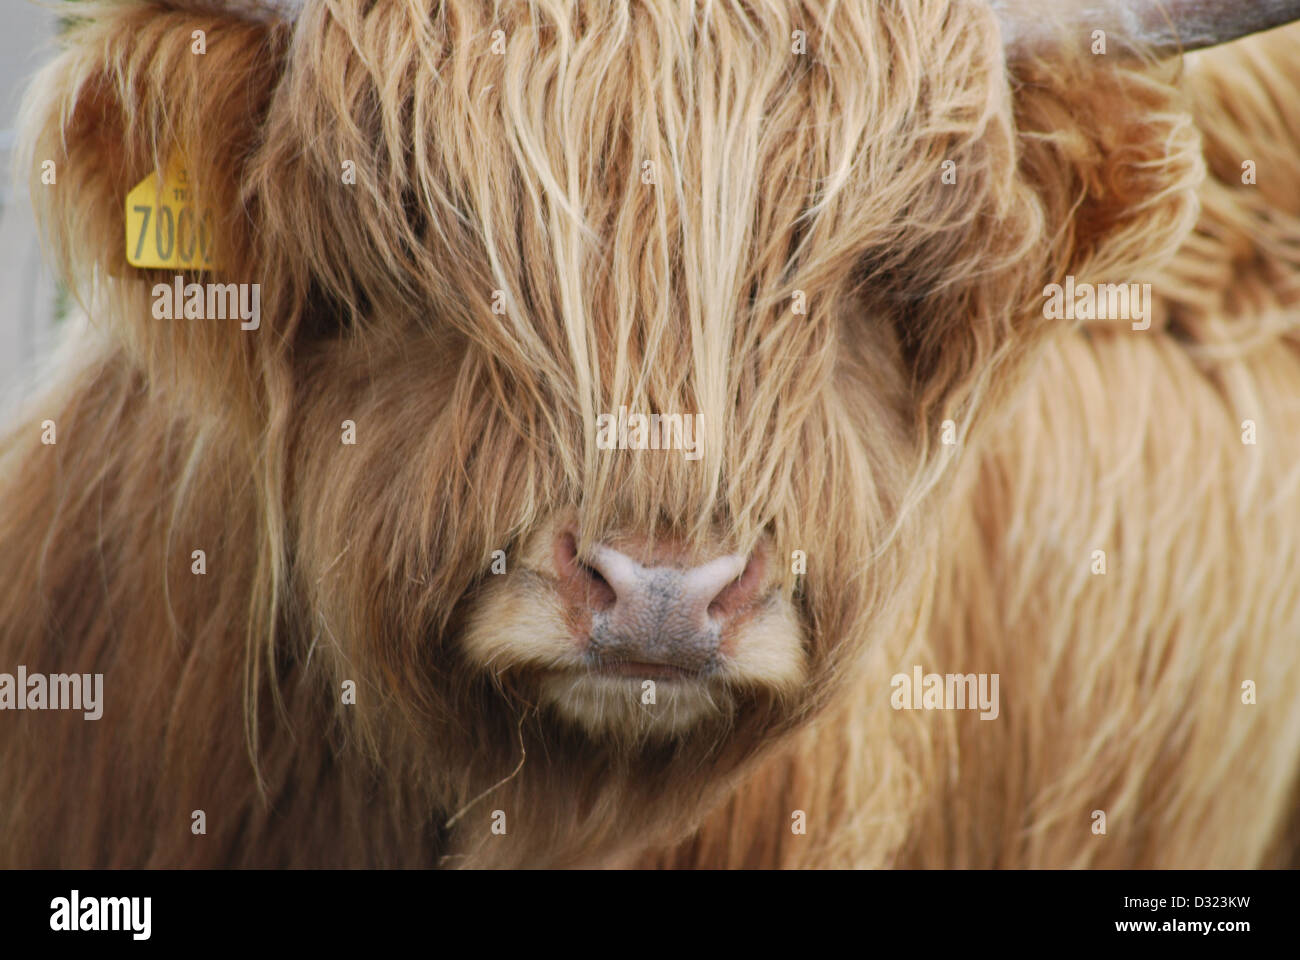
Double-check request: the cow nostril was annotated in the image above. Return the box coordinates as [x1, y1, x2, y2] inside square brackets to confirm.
[707, 549, 764, 620]
[555, 531, 618, 611]
[576, 559, 617, 611]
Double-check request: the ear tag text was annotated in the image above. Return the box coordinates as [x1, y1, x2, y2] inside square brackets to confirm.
[125, 156, 219, 269]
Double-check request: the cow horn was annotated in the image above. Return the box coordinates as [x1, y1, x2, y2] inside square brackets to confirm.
[234, 0, 304, 22]
[992, 0, 1300, 59]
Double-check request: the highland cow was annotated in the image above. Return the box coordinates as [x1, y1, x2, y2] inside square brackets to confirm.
[2, 0, 1300, 869]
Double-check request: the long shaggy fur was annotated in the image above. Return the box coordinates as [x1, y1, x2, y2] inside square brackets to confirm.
[1, 0, 1298, 867]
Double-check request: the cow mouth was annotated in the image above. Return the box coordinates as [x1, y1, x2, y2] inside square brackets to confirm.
[586, 659, 705, 682]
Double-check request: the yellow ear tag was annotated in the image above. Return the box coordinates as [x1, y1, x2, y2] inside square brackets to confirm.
[125, 155, 219, 269]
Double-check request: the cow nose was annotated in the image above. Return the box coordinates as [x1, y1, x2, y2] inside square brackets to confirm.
[554, 533, 765, 673]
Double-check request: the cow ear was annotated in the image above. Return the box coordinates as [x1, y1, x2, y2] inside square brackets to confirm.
[1010, 51, 1203, 308]
[883, 34, 1203, 449]
[19, 1, 295, 416]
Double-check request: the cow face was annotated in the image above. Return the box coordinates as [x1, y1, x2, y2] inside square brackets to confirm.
[27, 0, 1234, 787]
[269, 0, 991, 751]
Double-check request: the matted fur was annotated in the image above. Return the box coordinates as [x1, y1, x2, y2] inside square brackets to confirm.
[1, 0, 1298, 867]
